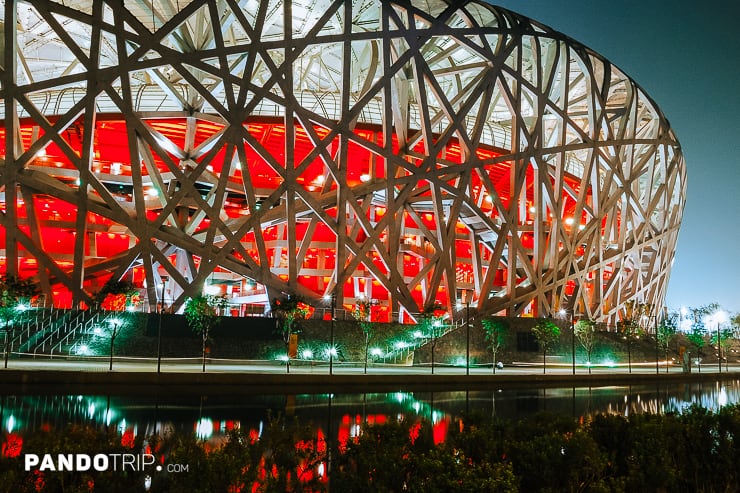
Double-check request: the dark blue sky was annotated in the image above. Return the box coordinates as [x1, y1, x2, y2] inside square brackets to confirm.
[492, 0, 740, 312]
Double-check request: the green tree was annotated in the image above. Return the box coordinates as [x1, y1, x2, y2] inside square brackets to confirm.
[574, 318, 597, 374]
[731, 312, 740, 332]
[352, 298, 374, 374]
[618, 301, 647, 373]
[531, 318, 560, 374]
[657, 312, 678, 373]
[0, 275, 38, 368]
[271, 295, 312, 373]
[617, 317, 640, 373]
[481, 318, 509, 374]
[686, 326, 706, 372]
[417, 304, 443, 373]
[686, 305, 713, 372]
[711, 328, 733, 372]
[184, 294, 226, 372]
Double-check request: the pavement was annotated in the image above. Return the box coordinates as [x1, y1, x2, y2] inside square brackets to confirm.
[1, 356, 739, 395]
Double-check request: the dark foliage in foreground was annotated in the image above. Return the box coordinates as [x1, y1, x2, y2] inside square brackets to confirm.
[3, 405, 740, 492]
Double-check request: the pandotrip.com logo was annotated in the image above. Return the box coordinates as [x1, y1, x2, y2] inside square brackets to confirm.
[24, 453, 188, 473]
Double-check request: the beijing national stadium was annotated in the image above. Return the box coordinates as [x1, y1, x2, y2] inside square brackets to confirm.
[0, 0, 685, 325]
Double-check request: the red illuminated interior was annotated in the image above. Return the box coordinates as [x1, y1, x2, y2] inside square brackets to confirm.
[0, 118, 598, 313]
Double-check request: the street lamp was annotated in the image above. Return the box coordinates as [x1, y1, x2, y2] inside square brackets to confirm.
[558, 308, 575, 375]
[707, 310, 727, 374]
[430, 319, 442, 374]
[717, 319, 722, 374]
[109, 318, 120, 371]
[2, 324, 8, 369]
[655, 316, 660, 374]
[649, 314, 659, 375]
[457, 300, 471, 375]
[715, 311, 727, 373]
[663, 306, 670, 374]
[2, 301, 25, 369]
[465, 301, 470, 376]
[324, 293, 336, 375]
[157, 276, 167, 373]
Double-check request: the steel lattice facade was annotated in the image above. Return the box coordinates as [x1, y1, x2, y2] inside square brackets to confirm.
[0, 0, 685, 324]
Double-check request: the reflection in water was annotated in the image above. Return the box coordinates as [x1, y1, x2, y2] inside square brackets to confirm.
[2, 380, 740, 445]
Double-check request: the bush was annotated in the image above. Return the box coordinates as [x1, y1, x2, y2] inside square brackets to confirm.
[6, 405, 740, 492]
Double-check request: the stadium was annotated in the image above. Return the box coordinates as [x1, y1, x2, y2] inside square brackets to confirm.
[0, 0, 685, 325]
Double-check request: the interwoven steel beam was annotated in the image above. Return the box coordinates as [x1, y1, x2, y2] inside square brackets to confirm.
[0, 0, 685, 324]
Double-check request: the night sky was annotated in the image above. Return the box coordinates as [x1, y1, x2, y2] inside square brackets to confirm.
[491, 0, 740, 312]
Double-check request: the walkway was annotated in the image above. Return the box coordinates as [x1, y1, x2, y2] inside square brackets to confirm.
[1, 357, 739, 395]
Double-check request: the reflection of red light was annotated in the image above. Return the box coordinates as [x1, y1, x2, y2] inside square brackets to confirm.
[337, 414, 351, 452]
[296, 461, 314, 483]
[409, 422, 421, 444]
[34, 470, 45, 492]
[2, 433, 22, 458]
[366, 414, 387, 425]
[121, 428, 135, 448]
[316, 429, 326, 453]
[432, 418, 449, 445]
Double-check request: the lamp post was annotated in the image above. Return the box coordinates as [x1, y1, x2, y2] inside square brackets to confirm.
[710, 310, 727, 374]
[654, 314, 659, 375]
[457, 300, 471, 375]
[627, 327, 632, 374]
[570, 311, 575, 375]
[157, 277, 167, 373]
[2, 324, 9, 369]
[3, 316, 12, 369]
[325, 293, 336, 375]
[717, 319, 722, 374]
[331, 293, 336, 375]
[109, 319, 120, 371]
[664, 307, 670, 374]
[465, 301, 470, 375]
[558, 308, 576, 375]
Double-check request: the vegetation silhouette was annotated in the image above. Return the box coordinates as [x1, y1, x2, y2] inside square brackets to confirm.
[5, 405, 740, 492]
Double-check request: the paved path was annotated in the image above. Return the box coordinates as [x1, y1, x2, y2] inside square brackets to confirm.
[1, 356, 739, 396]
[1, 355, 736, 375]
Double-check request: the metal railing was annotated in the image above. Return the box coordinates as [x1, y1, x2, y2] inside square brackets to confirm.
[378, 318, 466, 364]
[32, 309, 90, 357]
[51, 311, 107, 355]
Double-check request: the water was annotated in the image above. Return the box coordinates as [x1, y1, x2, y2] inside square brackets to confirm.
[2, 380, 739, 440]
